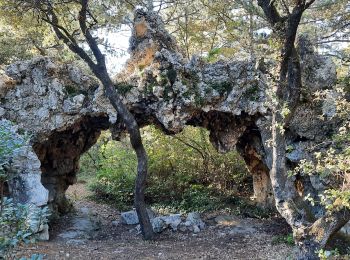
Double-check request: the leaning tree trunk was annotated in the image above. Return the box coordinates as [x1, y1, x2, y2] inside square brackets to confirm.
[96, 69, 154, 240]
[295, 209, 350, 260]
[296, 240, 321, 260]
[38, 0, 155, 241]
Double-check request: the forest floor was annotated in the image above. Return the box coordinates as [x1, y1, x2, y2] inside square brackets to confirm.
[17, 183, 295, 260]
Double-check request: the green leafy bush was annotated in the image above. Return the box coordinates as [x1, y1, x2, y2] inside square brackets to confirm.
[81, 126, 250, 212]
[0, 120, 28, 178]
[0, 198, 50, 259]
[294, 86, 350, 212]
[84, 135, 137, 210]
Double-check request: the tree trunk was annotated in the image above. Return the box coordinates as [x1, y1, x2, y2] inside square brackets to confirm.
[97, 69, 154, 240]
[295, 240, 321, 260]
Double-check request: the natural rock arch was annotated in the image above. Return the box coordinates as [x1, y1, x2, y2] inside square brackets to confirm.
[1, 9, 347, 240]
[0, 55, 272, 217]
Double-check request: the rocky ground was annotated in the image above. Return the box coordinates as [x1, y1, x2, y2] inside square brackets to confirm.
[16, 183, 294, 260]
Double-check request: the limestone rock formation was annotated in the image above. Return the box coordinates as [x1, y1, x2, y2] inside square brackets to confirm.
[0, 119, 49, 239]
[0, 9, 345, 238]
[0, 57, 115, 216]
[133, 212, 204, 233]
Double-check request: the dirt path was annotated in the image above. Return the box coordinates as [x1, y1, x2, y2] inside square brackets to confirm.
[17, 184, 294, 260]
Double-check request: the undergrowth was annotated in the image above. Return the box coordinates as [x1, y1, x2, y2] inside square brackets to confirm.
[77, 126, 269, 216]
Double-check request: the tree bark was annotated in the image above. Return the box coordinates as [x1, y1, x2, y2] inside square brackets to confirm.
[95, 69, 154, 240]
[256, 1, 336, 258]
[296, 240, 321, 260]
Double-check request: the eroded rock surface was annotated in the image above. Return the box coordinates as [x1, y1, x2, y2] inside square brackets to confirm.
[132, 212, 205, 234]
[1, 57, 112, 216]
[0, 119, 49, 239]
[0, 9, 345, 235]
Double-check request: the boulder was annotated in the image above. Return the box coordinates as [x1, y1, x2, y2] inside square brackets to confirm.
[340, 222, 350, 237]
[120, 209, 156, 225]
[186, 212, 205, 230]
[161, 214, 182, 231]
[151, 217, 167, 233]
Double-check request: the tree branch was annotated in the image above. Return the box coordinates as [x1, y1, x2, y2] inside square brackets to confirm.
[78, 0, 105, 67]
[257, 0, 284, 26]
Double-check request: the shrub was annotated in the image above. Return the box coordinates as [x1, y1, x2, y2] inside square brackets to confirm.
[86, 134, 137, 210]
[0, 120, 28, 180]
[82, 126, 250, 212]
[0, 197, 50, 259]
[271, 233, 295, 246]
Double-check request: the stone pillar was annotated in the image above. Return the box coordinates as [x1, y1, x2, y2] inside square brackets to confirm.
[236, 132, 275, 208]
[243, 149, 274, 208]
[3, 120, 50, 240]
[7, 147, 49, 207]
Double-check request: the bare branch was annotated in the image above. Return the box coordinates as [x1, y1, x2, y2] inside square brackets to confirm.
[78, 0, 105, 67]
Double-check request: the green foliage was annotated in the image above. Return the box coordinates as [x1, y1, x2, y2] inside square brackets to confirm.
[271, 233, 295, 246]
[82, 134, 137, 210]
[143, 126, 248, 207]
[64, 85, 81, 97]
[0, 0, 132, 67]
[0, 121, 27, 161]
[0, 120, 28, 191]
[318, 248, 340, 260]
[0, 197, 50, 259]
[151, 185, 227, 213]
[115, 83, 136, 96]
[0, 30, 33, 64]
[80, 126, 249, 212]
[163, 0, 260, 60]
[0, 120, 48, 259]
[295, 86, 350, 211]
[209, 82, 233, 95]
[0, 5, 73, 65]
[206, 48, 221, 62]
[242, 85, 260, 101]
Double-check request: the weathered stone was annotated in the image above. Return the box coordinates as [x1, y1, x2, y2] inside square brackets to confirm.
[112, 221, 119, 227]
[214, 215, 240, 226]
[37, 224, 50, 241]
[57, 206, 99, 240]
[193, 225, 200, 233]
[121, 210, 140, 225]
[178, 223, 187, 232]
[151, 217, 167, 233]
[65, 239, 87, 246]
[58, 230, 85, 240]
[161, 214, 182, 231]
[120, 209, 156, 225]
[340, 222, 350, 237]
[186, 212, 205, 230]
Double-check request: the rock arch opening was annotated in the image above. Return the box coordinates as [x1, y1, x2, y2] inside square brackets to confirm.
[68, 123, 271, 215]
[32, 115, 110, 217]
